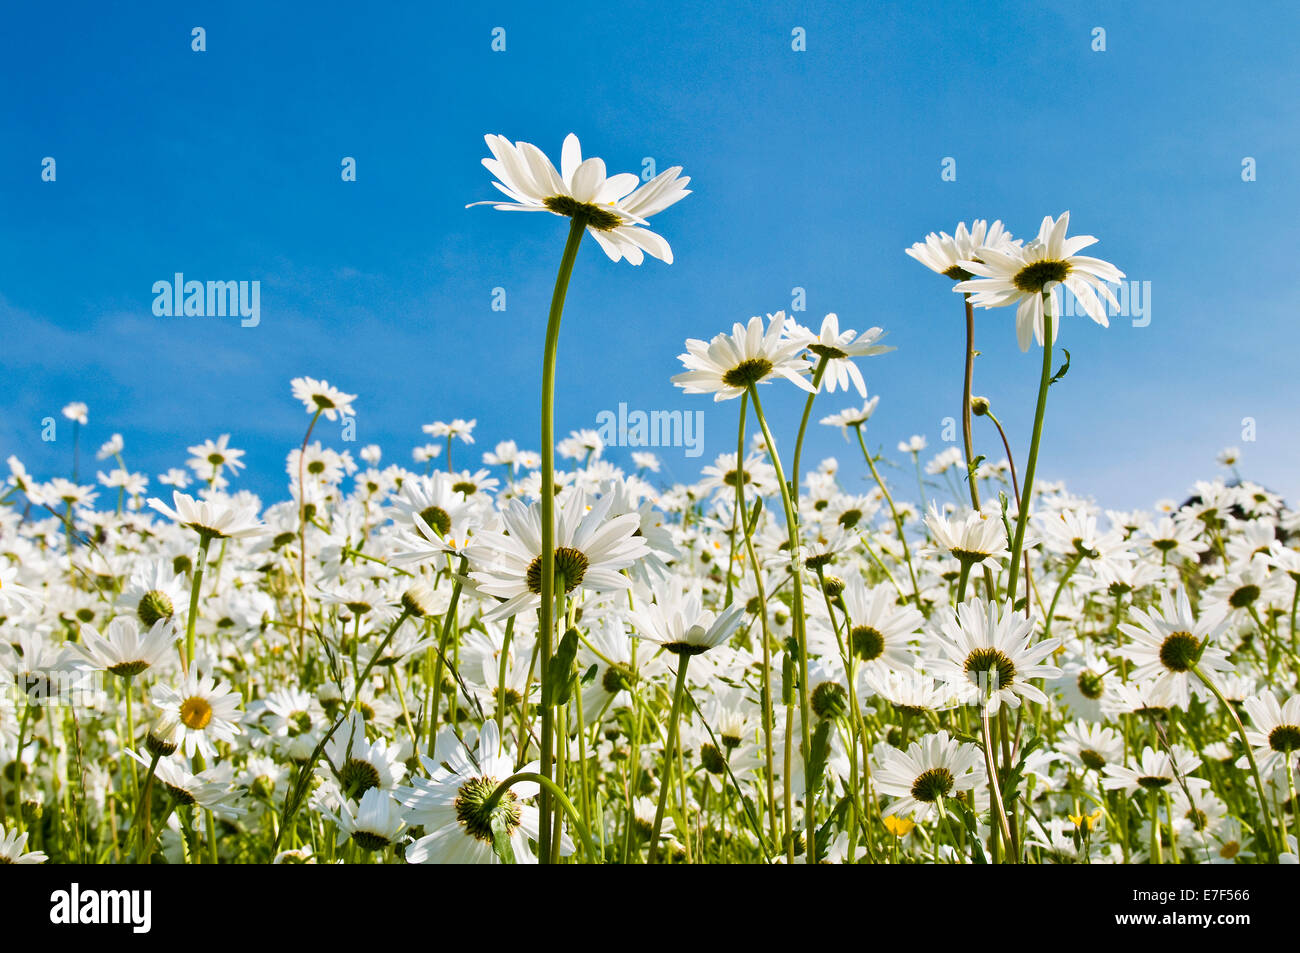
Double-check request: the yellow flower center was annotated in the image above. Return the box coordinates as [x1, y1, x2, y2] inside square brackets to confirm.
[180, 696, 214, 730]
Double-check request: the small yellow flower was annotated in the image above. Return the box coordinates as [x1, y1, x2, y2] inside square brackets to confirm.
[1067, 809, 1103, 832]
[883, 815, 915, 838]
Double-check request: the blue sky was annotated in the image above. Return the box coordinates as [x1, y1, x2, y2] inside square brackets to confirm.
[3, 1, 1298, 511]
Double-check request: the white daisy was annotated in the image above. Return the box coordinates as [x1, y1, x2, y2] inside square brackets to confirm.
[873, 730, 983, 821]
[672, 312, 816, 401]
[783, 313, 894, 397]
[469, 133, 690, 265]
[925, 599, 1061, 712]
[290, 376, 357, 420]
[954, 211, 1124, 351]
[77, 617, 179, 679]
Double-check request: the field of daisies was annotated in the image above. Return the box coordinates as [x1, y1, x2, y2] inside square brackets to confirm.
[2, 134, 1298, 866]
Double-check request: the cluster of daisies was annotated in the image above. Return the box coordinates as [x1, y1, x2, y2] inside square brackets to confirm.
[0, 133, 1296, 866]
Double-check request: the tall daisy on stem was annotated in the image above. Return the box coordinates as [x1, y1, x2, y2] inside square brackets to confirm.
[672, 312, 824, 861]
[954, 212, 1123, 607]
[907, 221, 1018, 600]
[629, 587, 744, 863]
[470, 132, 689, 861]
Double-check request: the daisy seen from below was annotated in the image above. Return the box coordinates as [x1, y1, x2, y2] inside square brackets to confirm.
[1238, 690, 1300, 775]
[671, 312, 816, 401]
[873, 730, 983, 822]
[467, 488, 648, 621]
[334, 787, 406, 855]
[783, 312, 894, 397]
[401, 721, 564, 864]
[819, 396, 880, 437]
[954, 211, 1124, 351]
[0, 826, 47, 864]
[77, 617, 179, 678]
[470, 133, 690, 264]
[926, 599, 1061, 712]
[147, 490, 265, 541]
[1117, 587, 1230, 709]
[905, 219, 1019, 280]
[291, 376, 357, 421]
[924, 501, 1010, 569]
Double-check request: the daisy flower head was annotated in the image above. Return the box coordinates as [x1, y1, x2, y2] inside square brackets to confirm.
[1239, 690, 1300, 774]
[1117, 587, 1230, 710]
[671, 312, 816, 402]
[783, 313, 894, 397]
[467, 488, 648, 621]
[905, 219, 1019, 280]
[62, 402, 88, 425]
[334, 787, 406, 854]
[0, 826, 48, 864]
[820, 396, 880, 437]
[926, 599, 1061, 712]
[78, 617, 179, 679]
[401, 721, 565, 864]
[96, 433, 124, 460]
[290, 376, 357, 421]
[147, 490, 265, 540]
[628, 585, 746, 656]
[186, 434, 246, 480]
[873, 730, 983, 822]
[1101, 745, 1209, 795]
[423, 419, 477, 443]
[151, 671, 243, 759]
[838, 575, 924, 669]
[128, 753, 247, 818]
[470, 133, 690, 265]
[954, 211, 1124, 351]
[924, 501, 1009, 567]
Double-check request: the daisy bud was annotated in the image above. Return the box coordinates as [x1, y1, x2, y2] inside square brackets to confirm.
[971, 395, 990, 416]
[401, 583, 437, 618]
[812, 681, 847, 720]
[137, 589, 175, 628]
[145, 713, 182, 758]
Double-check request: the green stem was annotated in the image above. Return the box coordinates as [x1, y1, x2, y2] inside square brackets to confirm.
[854, 425, 922, 605]
[1005, 300, 1054, 604]
[1193, 664, 1279, 861]
[747, 383, 816, 863]
[483, 771, 598, 863]
[648, 656, 691, 864]
[538, 215, 587, 862]
[184, 533, 215, 671]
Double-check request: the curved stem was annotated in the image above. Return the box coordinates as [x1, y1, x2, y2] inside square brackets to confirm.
[854, 425, 922, 604]
[790, 355, 830, 498]
[648, 656, 691, 863]
[483, 771, 598, 863]
[537, 216, 587, 861]
[1005, 300, 1054, 604]
[747, 383, 815, 863]
[1193, 664, 1279, 861]
[183, 533, 215, 672]
[724, 394, 748, 605]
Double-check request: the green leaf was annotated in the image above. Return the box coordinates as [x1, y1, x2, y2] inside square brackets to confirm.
[806, 720, 833, 798]
[814, 794, 851, 862]
[579, 663, 599, 686]
[1048, 348, 1071, 385]
[544, 628, 580, 707]
[491, 812, 516, 864]
[949, 798, 988, 864]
